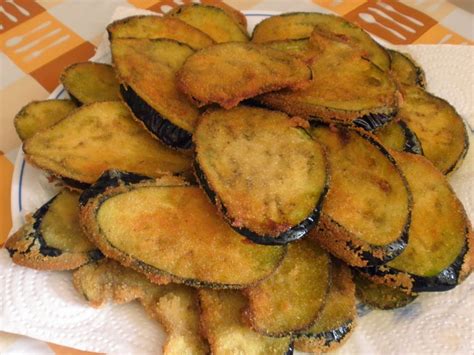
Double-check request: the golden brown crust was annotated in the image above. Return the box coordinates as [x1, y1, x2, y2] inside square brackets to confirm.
[107, 15, 215, 49]
[165, 4, 249, 43]
[60, 62, 120, 104]
[14, 99, 77, 141]
[176, 42, 312, 109]
[310, 213, 378, 267]
[243, 239, 331, 336]
[6, 226, 92, 271]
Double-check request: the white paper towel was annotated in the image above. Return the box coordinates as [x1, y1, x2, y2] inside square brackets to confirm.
[1, 6, 473, 355]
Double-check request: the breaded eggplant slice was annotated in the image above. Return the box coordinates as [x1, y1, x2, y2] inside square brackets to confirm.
[60, 62, 120, 105]
[79, 174, 286, 288]
[244, 239, 330, 336]
[388, 49, 426, 88]
[309, 125, 411, 266]
[73, 259, 170, 307]
[374, 120, 423, 155]
[397, 85, 469, 174]
[107, 15, 214, 49]
[6, 190, 102, 270]
[23, 101, 191, 187]
[252, 12, 390, 71]
[199, 290, 292, 354]
[359, 152, 473, 293]
[166, 4, 249, 43]
[258, 30, 398, 130]
[194, 106, 328, 244]
[73, 259, 209, 354]
[14, 99, 76, 141]
[111, 38, 198, 149]
[294, 260, 356, 353]
[176, 42, 312, 109]
[354, 272, 417, 310]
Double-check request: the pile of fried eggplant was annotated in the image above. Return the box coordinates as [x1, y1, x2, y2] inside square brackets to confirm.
[6, 3, 472, 354]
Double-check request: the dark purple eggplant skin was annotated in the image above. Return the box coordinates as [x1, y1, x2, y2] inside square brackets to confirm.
[295, 320, 352, 348]
[79, 170, 152, 207]
[61, 177, 90, 190]
[399, 120, 423, 155]
[352, 109, 398, 131]
[285, 342, 294, 355]
[193, 160, 328, 246]
[6, 193, 103, 260]
[358, 239, 469, 292]
[120, 85, 193, 150]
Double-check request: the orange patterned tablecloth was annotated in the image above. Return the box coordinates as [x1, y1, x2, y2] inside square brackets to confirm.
[0, 1, 472, 354]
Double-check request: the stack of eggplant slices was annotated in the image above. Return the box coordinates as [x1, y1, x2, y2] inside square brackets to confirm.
[7, 3, 472, 354]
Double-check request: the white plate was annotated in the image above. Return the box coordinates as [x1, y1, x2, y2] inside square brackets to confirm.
[5, 10, 474, 355]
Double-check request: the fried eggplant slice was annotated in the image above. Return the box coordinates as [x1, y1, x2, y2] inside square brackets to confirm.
[258, 30, 398, 130]
[310, 125, 411, 267]
[244, 239, 330, 336]
[166, 4, 249, 43]
[112, 38, 198, 149]
[374, 120, 423, 155]
[199, 289, 291, 354]
[354, 272, 417, 310]
[23, 101, 191, 186]
[60, 62, 120, 105]
[73, 259, 170, 307]
[73, 259, 208, 354]
[294, 260, 356, 353]
[359, 152, 473, 293]
[389, 50, 426, 88]
[252, 12, 390, 71]
[79, 174, 286, 288]
[14, 99, 76, 141]
[397, 85, 469, 174]
[194, 106, 328, 244]
[6, 190, 102, 270]
[107, 15, 214, 49]
[176, 42, 312, 109]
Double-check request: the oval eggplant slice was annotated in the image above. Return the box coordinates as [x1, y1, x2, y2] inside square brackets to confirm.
[23, 101, 191, 186]
[14, 99, 76, 141]
[294, 260, 356, 353]
[359, 152, 473, 293]
[374, 120, 423, 155]
[79, 175, 286, 288]
[258, 30, 398, 130]
[388, 49, 426, 88]
[176, 42, 312, 109]
[199, 290, 292, 354]
[252, 12, 390, 71]
[74, 259, 208, 355]
[397, 85, 469, 174]
[60, 62, 120, 105]
[6, 190, 102, 270]
[310, 125, 411, 266]
[74, 260, 208, 354]
[111, 38, 198, 149]
[73, 259, 171, 307]
[194, 106, 328, 244]
[244, 239, 330, 336]
[107, 15, 214, 49]
[165, 4, 249, 43]
[354, 272, 417, 310]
